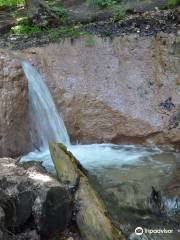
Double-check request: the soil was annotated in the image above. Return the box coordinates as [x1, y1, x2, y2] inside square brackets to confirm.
[0, 7, 179, 50]
[84, 7, 180, 37]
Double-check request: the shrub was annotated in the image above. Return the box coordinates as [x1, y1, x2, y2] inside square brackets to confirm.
[47, 2, 67, 24]
[11, 18, 42, 34]
[0, 0, 24, 7]
[168, 0, 180, 8]
[112, 5, 126, 21]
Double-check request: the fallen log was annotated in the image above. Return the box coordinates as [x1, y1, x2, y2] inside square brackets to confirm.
[49, 142, 125, 240]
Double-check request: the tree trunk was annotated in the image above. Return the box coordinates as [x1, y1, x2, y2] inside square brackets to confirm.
[49, 142, 125, 240]
[25, 0, 59, 26]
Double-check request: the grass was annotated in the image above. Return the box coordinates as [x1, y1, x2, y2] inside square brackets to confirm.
[47, 27, 87, 41]
[111, 5, 126, 21]
[47, 1, 67, 24]
[84, 34, 95, 47]
[168, 0, 180, 8]
[11, 17, 42, 34]
[88, 0, 117, 9]
[11, 17, 89, 42]
[0, 0, 24, 7]
[88, 0, 126, 22]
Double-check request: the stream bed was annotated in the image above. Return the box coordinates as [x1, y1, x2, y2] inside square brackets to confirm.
[21, 61, 180, 239]
[70, 144, 180, 240]
[22, 144, 180, 240]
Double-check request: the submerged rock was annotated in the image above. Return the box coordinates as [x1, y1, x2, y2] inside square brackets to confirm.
[0, 158, 73, 239]
[82, 148, 180, 239]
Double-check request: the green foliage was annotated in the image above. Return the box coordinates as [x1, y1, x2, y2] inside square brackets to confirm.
[10, 9, 23, 18]
[168, 0, 180, 8]
[53, 7, 66, 19]
[47, 27, 86, 41]
[47, 2, 67, 24]
[88, 0, 117, 9]
[112, 5, 126, 21]
[84, 34, 95, 47]
[0, 0, 24, 7]
[11, 17, 88, 42]
[11, 18, 42, 34]
[98, 0, 117, 8]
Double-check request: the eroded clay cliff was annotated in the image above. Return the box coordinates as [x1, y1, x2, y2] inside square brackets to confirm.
[25, 32, 180, 148]
[0, 52, 31, 157]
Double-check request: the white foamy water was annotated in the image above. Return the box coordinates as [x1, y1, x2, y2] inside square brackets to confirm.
[20, 62, 179, 240]
[22, 143, 161, 170]
[22, 62, 70, 150]
[20, 62, 162, 169]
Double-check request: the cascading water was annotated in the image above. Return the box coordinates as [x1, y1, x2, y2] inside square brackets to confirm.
[21, 61, 161, 168]
[22, 61, 70, 149]
[21, 61, 179, 240]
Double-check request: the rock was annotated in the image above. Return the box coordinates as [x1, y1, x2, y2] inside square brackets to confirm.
[163, 162, 180, 223]
[15, 230, 40, 240]
[84, 147, 179, 238]
[0, 51, 32, 158]
[164, 162, 180, 198]
[26, 0, 59, 27]
[25, 32, 180, 149]
[49, 142, 125, 240]
[33, 186, 72, 238]
[67, 237, 74, 240]
[119, 0, 170, 13]
[0, 207, 5, 239]
[0, 8, 16, 34]
[58, 0, 84, 7]
[0, 18, 15, 34]
[0, 158, 72, 239]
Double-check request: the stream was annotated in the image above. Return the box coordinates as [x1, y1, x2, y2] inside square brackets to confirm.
[21, 62, 180, 240]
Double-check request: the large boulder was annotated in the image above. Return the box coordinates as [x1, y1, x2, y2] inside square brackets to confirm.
[0, 158, 73, 239]
[25, 32, 180, 148]
[0, 51, 32, 157]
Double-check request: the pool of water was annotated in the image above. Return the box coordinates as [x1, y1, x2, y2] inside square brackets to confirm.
[21, 144, 180, 239]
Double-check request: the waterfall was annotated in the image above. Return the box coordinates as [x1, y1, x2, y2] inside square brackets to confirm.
[21, 61, 161, 170]
[22, 61, 70, 150]
[20, 62, 179, 239]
